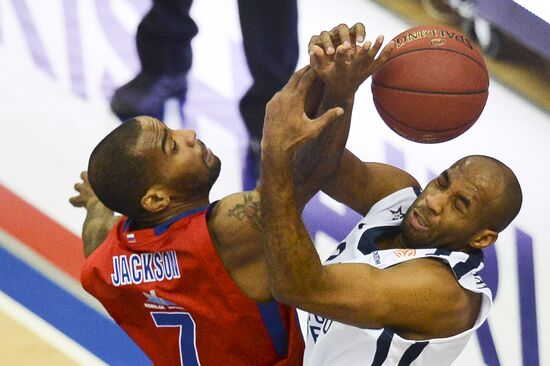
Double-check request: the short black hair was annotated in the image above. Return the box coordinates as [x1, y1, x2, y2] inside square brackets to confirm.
[88, 118, 158, 218]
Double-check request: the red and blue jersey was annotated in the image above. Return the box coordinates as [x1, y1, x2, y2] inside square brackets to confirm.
[81, 206, 304, 365]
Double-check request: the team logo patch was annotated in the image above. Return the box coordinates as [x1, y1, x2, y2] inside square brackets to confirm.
[394, 249, 416, 257]
[390, 207, 404, 220]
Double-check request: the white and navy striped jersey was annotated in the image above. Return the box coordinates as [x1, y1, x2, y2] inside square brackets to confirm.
[304, 187, 492, 366]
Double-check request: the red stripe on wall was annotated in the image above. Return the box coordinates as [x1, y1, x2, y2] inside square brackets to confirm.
[0, 184, 83, 279]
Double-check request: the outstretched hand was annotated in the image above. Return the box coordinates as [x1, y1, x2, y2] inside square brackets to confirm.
[309, 23, 394, 101]
[69, 171, 110, 212]
[261, 66, 344, 162]
[69, 171, 117, 257]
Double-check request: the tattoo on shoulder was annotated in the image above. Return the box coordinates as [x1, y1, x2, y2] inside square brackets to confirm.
[227, 192, 262, 232]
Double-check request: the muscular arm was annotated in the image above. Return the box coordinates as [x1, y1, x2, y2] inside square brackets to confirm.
[290, 87, 354, 210]
[213, 25, 394, 245]
[290, 25, 392, 210]
[261, 145, 480, 339]
[323, 150, 421, 215]
[213, 78, 353, 251]
[260, 23, 480, 339]
[210, 27, 396, 302]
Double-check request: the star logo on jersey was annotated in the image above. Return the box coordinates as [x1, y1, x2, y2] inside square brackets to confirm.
[143, 290, 177, 306]
[390, 207, 404, 220]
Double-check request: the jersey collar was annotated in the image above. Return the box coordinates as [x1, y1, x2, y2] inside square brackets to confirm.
[122, 205, 209, 239]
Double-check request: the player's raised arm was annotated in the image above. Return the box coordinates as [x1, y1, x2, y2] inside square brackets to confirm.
[69, 171, 119, 257]
[212, 23, 394, 244]
[292, 24, 395, 209]
[323, 151, 420, 216]
[258, 65, 479, 343]
[304, 23, 419, 215]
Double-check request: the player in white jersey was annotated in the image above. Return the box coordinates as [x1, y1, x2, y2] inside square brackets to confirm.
[304, 187, 493, 365]
[259, 23, 523, 365]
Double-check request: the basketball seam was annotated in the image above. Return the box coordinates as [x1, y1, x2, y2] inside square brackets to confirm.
[372, 83, 488, 95]
[372, 98, 475, 133]
[382, 47, 489, 76]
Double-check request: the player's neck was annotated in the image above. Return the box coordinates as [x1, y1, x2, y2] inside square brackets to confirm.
[130, 198, 210, 230]
[376, 231, 407, 251]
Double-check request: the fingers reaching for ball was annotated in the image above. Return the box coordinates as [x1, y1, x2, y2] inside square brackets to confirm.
[308, 23, 366, 56]
[308, 23, 394, 101]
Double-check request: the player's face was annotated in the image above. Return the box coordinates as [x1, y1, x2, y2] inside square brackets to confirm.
[136, 117, 221, 196]
[401, 158, 493, 250]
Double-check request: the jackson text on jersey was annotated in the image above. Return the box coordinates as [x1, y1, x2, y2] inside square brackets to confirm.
[110, 251, 181, 286]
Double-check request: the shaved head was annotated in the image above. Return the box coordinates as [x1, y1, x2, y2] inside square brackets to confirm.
[88, 116, 220, 220]
[88, 117, 160, 217]
[402, 154, 523, 251]
[455, 155, 522, 233]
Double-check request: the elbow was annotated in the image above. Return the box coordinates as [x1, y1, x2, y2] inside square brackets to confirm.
[270, 278, 317, 308]
[270, 280, 306, 306]
[270, 281, 293, 305]
[269, 266, 327, 307]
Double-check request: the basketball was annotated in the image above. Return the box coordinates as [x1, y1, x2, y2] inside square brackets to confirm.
[371, 25, 489, 143]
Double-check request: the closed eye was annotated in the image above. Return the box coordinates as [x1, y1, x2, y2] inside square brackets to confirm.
[435, 171, 449, 188]
[172, 139, 178, 153]
[455, 196, 470, 212]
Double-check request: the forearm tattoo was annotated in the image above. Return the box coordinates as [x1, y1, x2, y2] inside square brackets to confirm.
[227, 192, 262, 232]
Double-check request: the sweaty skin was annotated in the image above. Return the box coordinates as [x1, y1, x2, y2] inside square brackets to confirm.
[70, 24, 394, 303]
[258, 27, 521, 341]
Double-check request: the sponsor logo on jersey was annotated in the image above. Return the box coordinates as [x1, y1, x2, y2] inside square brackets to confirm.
[394, 249, 416, 257]
[143, 290, 183, 310]
[372, 251, 381, 265]
[110, 251, 181, 286]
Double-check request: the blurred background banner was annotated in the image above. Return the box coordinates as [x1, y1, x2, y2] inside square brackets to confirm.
[0, 0, 548, 365]
[453, 0, 550, 60]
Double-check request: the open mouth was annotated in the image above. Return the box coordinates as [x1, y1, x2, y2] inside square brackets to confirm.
[410, 209, 429, 231]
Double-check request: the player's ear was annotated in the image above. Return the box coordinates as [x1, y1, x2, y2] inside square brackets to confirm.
[141, 185, 170, 213]
[469, 229, 498, 250]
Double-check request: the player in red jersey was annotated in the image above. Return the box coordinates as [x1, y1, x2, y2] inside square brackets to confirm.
[70, 24, 393, 365]
[76, 174, 304, 365]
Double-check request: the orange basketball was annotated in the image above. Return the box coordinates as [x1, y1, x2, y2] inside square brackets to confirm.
[371, 25, 489, 143]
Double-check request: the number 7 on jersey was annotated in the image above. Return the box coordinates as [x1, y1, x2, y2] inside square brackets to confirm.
[151, 312, 201, 365]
